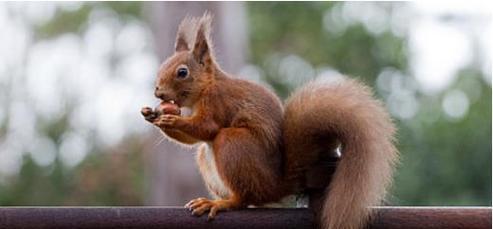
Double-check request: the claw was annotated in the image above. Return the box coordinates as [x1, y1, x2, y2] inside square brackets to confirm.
[185, 197, 205, 210]
[208, 206, 218, 221]
[184, 197, 237, 221]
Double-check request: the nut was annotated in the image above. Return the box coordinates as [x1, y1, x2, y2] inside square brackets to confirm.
[155, 102, 181, 116]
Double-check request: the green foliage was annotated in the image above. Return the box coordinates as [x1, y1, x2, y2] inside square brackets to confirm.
[35, 2, 142, 40]
[0, 156, 73, 205]
[248, 2, 408, 97]
[394, 69, 491, 205]
[35, 4, 92, 39]
[0, 136, 147, 205]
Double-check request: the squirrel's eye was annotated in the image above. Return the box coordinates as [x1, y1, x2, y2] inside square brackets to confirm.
[177, 68, 188, 79]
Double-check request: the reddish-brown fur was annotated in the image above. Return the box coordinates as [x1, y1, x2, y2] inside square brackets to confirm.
[284, 79, 398, 229]
[141, 13, 398, 229]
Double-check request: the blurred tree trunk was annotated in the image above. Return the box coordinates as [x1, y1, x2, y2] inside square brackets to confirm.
[144, 2, 248, 205]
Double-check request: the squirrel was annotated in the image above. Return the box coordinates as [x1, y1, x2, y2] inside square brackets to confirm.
[141, 13, 398, 229]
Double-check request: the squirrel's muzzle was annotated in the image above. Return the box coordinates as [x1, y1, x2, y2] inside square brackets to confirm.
[154, 87, 172, 101]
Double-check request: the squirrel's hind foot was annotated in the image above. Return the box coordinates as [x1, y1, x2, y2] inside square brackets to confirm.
[184, 197, 240, 221]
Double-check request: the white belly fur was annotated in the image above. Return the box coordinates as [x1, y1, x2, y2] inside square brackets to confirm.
[197, 143, 231, 199]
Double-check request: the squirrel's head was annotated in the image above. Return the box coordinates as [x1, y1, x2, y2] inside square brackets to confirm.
[154, 13, 217, 108]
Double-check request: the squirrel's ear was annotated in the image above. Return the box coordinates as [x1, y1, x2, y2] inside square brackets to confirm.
[192, 13, 215, 71]
[175, 36, 189, 52]
[175, 16, 198, 52]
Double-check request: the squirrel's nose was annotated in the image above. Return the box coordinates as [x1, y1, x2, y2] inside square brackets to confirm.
[154, 87, 169, 101]
[154, 87, 164, 99]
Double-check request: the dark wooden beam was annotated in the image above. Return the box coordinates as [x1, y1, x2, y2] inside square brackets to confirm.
[0, 207, 490, 229]
[372, 207, 491, 229]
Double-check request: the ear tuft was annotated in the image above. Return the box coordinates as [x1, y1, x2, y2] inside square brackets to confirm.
[175, 15, 200, 52]
[198, 11, 213, 41]
[192, 12, 216, 71]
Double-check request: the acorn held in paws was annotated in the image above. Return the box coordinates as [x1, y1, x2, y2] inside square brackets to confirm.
[141, 101, 180, 122]
[155, 101, 181, 116]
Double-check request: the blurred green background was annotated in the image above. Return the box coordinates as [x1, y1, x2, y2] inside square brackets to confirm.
[0, 2, 490, 206]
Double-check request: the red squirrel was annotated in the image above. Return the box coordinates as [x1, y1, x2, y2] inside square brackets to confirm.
[141, 13, 398, 229]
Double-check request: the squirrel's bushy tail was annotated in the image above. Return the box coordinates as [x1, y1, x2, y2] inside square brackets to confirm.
[283, 78, 398, 229]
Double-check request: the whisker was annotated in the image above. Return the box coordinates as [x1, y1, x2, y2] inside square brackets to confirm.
[153, 135, 167, 149]
[151, 134, 162, 145]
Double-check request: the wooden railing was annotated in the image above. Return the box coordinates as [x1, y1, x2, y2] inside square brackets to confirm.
[1, 161, 490, 228]
[0, 206, 490, 229]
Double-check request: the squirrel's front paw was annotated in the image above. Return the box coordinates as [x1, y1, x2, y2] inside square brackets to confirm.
[154, 114, 181, 129]
[141, 107, 158, 122]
